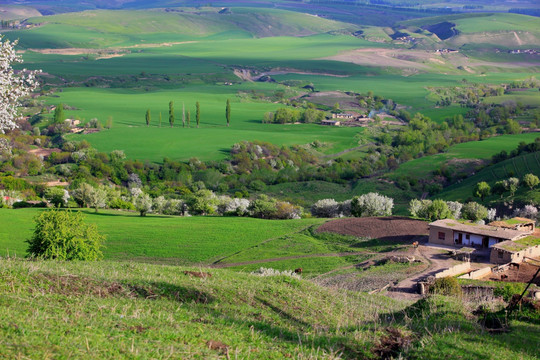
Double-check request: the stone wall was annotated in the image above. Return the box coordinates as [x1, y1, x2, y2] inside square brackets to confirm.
[458, 266, 492, 280]
[435, 262, 471, 278]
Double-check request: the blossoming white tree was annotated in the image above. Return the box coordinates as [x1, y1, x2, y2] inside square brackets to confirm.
[0, 36, 39, 133]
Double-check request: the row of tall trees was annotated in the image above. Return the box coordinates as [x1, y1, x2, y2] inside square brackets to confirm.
[145, 100, 231, 128]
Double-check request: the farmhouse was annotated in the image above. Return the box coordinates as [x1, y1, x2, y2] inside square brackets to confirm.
[490, 236, 540, 264]
[429, 218, 539, 264]
[332, 113, 355, 120]
[321, 120, 340, 126]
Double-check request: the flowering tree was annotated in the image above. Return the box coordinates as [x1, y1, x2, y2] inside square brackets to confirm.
[0, 36, 39, 133]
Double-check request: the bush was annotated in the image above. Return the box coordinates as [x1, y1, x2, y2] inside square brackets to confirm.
[311, 199, 340, 218]
[26, 208, 105, 260]
[462, 202, 488, 222]
[494, 283, 524, 302]
[429, 276, 462, 297]
[351, 192, 393, 217]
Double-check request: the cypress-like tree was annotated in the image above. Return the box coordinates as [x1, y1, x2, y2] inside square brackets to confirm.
[182, 102, 186, 128]
[54, 103, 65, 123]
[159, 112, 162, 127]
[145, 109, 151, 126]
[169, 101, 174, 127]
[196, 101, 200, 128]
[226, 99, 231, 127]
[187, 110, 191, 128]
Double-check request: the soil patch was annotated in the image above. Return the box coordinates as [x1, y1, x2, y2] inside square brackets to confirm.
[317, 216, 429, 243]
[28, 147, 61, 159]
[483, 261, 540, 285]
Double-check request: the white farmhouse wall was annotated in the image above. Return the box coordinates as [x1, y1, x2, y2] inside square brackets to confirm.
[454, 232, 484, 247]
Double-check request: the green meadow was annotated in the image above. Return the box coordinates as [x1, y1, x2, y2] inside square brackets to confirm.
[47, 87, 364, 161]
[439, 150, 540, 202]
[2, 9, 536, 162]
[389, 133, 540, 180]
[0, 208, 325, 264]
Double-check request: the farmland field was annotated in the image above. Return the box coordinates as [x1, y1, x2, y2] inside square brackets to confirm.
[389, 133, 540, 180]
[0, 208, 324, 264]
[3, 9, 538, 161]
[439, 150, 540, 201]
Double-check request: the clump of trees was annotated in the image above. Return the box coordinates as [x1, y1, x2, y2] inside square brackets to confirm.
[409, 199, 493, 223]
[263, 107, 326, 124]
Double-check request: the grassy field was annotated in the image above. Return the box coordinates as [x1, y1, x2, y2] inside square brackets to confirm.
[389, 133, 540, 180]
[0, 208, 325, 264]
[2, 9, 537, 162]
[438, 150, 540, 202]
[41, 87, 365, 161]
[1, 259, 539, 359]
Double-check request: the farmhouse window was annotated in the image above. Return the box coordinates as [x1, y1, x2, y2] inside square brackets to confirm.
[498, 251, 503, 259]
[438, 232, 445, 241]
[465, 234, 470, 240]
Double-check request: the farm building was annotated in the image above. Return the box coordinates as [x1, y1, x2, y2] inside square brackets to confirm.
[321, 120, 340, 126]
[429, 218, 540, 264]
[490, 236, 540, 264]
[332, 113, 355, 119]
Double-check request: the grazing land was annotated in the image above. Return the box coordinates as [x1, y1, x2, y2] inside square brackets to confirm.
[1, 258, 539, 359]
[0, 208, 324, 264]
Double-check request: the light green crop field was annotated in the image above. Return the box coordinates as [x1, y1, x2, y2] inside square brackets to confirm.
[438, 151, 540, 201]
[0, 208, 325, 264]
[401, 13, 540, 34]
[48, 87, 365, 161]
[4, 9, 540, 162]
[389, 133, 540, 179]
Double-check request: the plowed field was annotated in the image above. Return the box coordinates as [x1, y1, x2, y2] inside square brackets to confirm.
[317, 216, 429, 243]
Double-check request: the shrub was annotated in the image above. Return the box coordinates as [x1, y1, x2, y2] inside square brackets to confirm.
[251, 267, 301, 279]
[494, 283, 524, 302]
[461, 202, 488, 222]
[513, 205, 538, 220]
[311, 199, 340, 218]
[429, 276, 462, 297]
[26, 208, 104, 260]
[133, 192, 152, 216]
[44, 187, 69, 207]
[351, 192, 393, 217]
[446, 201, 463, 219]
[249, 195, 277, 219]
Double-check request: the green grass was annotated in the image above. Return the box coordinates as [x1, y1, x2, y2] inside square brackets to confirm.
[438, 150, 540, 201]
[2, 259, 538, 359]
[401, 13, 540, 35]
[389, 133, 540, 180]
[41, 87, 365, 162]
[0, 208, 324, 264]
[0, 258, 401, 359]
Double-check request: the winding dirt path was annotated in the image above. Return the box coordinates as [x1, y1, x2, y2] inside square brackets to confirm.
[210, 251, 377, 268]
[386, 244, 456, 300]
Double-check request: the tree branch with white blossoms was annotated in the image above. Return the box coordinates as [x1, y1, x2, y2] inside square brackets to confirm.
[1, 36, 40, 133]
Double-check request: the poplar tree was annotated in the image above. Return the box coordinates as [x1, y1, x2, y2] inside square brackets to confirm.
[182, 102, 186, 128]
[226, 99, 231, 127]
[54, 103, 65, 123]
[159, 112, 162, 127]
[187, 110, 191, 128]
[145, 109, 151, 126]
[169, 101, 174, 127]
[196, 101, 200, 128]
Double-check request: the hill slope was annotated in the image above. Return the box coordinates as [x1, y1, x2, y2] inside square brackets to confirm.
[400, 13, 540, 48]
[1, 259, 539, 359]
[14, 7, 358, 49]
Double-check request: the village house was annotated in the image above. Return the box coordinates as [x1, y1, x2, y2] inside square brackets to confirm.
[428, 218, 540, 264]
[332, 113, 355, 120]
[321, 120, 340, 126]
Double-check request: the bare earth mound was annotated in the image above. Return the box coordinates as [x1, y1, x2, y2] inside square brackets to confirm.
[317, 216, 429, 243]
